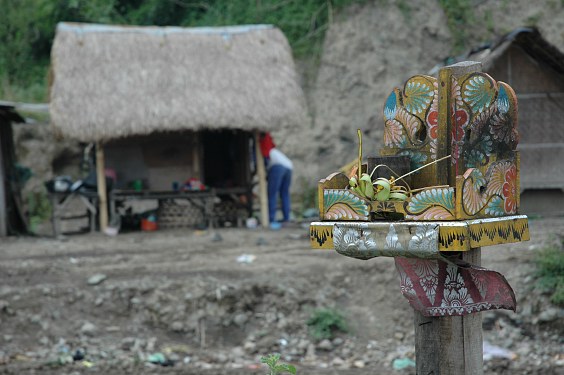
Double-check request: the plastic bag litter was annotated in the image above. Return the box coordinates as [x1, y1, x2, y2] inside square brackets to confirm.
[392, 357, 416, 370]
[483, 341, 517, 361]
[237, 254, 256, 264]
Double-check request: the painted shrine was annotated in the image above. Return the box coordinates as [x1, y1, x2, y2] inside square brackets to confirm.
[311, 61, 529, 252]
[309, 61, 529, 317]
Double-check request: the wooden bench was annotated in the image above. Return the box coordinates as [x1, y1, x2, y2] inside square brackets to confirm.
[49, 190, 99, 236]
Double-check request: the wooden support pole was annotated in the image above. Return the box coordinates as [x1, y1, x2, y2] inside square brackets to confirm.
[0, 138, 6, 237]
[438, 61, 482, 186]
[414, 248, 483, 375]
[96, 142, 108, 232]
[255, 132, 269, 228]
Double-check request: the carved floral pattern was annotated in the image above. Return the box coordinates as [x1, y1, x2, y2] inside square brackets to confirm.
[426, 81, 439, 159]
[323, 189, 369, 221]
[406, 188, 455, 220]
[462, 169, 487, 215]
[462, 159, 518, 217]
[502, 165, 518, 214]
[382, 75, 437, 167]
[395, 257, 516, 317]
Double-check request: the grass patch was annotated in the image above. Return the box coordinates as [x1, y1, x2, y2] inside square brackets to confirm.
[397, 0, 412, 21]
[27, 191, 52, 233]
[535, 243, 564, 305]
[438, 0, 474, 53]
[524, 11, 543, 27]
[297, 178, 318, 215]
[306, 307, 348, 340]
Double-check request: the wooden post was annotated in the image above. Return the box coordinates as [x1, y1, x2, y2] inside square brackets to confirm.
[0, 138, 6, 237]
[255, 132, 269, 228]
[414, 248, 483, 375]
[96, 142, 108, 232]
[438, 61, 482, 186]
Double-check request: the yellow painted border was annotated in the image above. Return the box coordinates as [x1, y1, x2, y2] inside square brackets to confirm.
[467, 216, 530, 248]
[309, 222, 334, 249]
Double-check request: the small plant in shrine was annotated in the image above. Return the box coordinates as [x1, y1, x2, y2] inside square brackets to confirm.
[348, 129, 452, 203]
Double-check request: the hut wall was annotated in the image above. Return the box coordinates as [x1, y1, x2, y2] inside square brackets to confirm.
[486, 45, 564, 191]
[104, 130, 252, 191]
[105, 132, 199, 191]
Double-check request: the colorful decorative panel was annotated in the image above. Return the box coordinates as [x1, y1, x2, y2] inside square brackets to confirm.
[322, 189, 369, 221]
[404, 187, 456, 220]
[381, 75, 439, 188]
[455, 156, 520, 219]
[395, 256, 516, 316]
[450, 75, 518, 176]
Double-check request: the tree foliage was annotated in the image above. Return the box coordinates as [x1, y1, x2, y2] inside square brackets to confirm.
[0, 0, 367, 102]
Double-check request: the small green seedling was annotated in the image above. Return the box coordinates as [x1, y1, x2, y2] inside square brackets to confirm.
[260, 354, 296, 375]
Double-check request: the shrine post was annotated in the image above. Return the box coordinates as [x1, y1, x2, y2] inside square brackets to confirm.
[309, 61, 529, 374]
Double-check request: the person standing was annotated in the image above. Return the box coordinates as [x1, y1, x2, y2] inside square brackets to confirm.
[259, 132, 293, 226]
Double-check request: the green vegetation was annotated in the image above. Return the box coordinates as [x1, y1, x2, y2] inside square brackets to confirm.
[260, 354, 296, 375]
[6, 1, 557, 102]
[27, 191, 52, 232]
[397, 0, 412, 21]
[524, 11, 543, 27]
[438, 0, 474, 53]
[1, 0, 368, 103]
[535, 243, 564, 305]
[297, 177, 317, 214]
[306, 307, 348, 340]
[484, 10, 494, 34]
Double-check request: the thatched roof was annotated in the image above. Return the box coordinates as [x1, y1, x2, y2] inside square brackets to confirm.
[467, 27, 564, 75]
[50, 23, 308, 141]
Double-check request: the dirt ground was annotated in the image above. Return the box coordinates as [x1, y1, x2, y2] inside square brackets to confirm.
[0, 216, 563, 375]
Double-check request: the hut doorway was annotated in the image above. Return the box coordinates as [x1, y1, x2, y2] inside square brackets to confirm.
[202, 130, 251, 189]
[202, 130, 253, 226]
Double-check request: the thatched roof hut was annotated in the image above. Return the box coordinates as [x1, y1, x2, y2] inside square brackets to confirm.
[50, 22, 307, 141]
[49, 22, 308, 229]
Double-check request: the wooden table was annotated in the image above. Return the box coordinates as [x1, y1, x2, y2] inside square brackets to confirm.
[109, 187, 250, 228]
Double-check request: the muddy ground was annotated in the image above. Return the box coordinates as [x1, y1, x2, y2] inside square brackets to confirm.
[0, 216, 563, 375]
